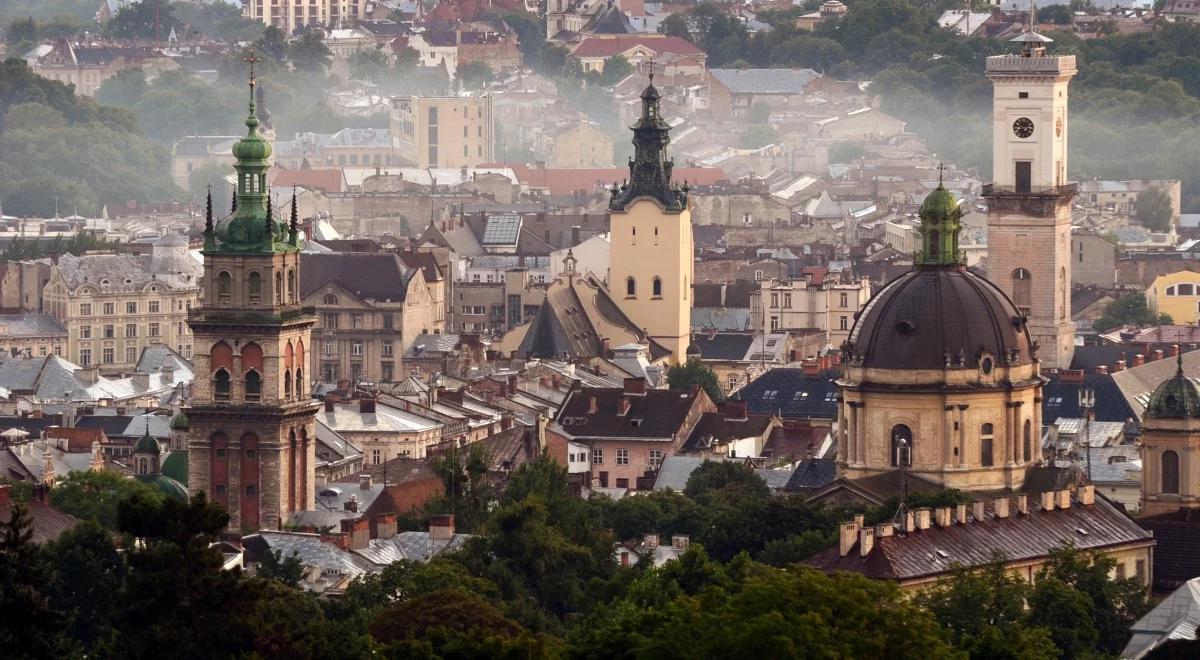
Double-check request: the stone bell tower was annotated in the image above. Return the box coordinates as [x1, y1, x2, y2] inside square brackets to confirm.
[984, 15, 1077, 370]
[186, 52, 318, 532]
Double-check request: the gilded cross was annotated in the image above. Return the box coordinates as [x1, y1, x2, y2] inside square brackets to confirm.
[242, 49, 260, 88]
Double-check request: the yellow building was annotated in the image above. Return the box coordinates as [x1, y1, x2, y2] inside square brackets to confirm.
[607, 78, 692, 364]
[43, 236, 201, 376]
[390, 95, 494, 169]
[551, 123, 613, 168]
[1147, 271, 1200, 325]
[242, 0, 369, 30]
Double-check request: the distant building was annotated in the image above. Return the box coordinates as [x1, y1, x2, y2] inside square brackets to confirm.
[550, 122, 614, 168]
[1147, 270, 1200, 326]
[29, 38, 177, 96]
[242, 0, 369, 29]
[390, 95, 494, 168]
[569, 35, 706, 75]
[43, 235, 201, 376]
[170, 136, 239, 189]
[749, 276, 871, 349]
[707, 68, 820, 121]
[0, 313, 67, 359]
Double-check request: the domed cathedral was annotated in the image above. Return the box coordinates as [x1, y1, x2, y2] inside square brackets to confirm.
[607, 73, 693, 364]
[837, 177, 1043, 493]
[186, 55, 319, 532]
[1139, 354, 1200, 517]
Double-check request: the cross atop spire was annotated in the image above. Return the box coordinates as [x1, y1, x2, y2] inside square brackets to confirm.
[937, 161, 947, 185]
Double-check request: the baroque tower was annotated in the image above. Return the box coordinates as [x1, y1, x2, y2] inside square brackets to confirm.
[608, 74, 693, 364]
[984, 23, 1077, 370]
[1140, 351, 1200, 517]
[186, 54, 317, 531]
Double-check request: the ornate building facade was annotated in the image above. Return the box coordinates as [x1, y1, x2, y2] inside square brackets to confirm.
[984, 31, 1077, 370]
[186, 66, 318, 532]
[607, 75, 693, 364]
[1140, 355, 1200, 517]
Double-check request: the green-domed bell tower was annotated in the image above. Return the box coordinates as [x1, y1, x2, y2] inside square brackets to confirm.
[1141, 350, 1200, 516]
[188, 51, 318, 533]
[915, 167, 965, 267]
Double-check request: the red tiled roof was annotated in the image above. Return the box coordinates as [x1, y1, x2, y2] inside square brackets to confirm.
[571, 35, 704, 59]
[44, 426, 107, 453]
[270, 168, 345, 193]
[0, 497, 79, 544]
[493, 164, 728, 196]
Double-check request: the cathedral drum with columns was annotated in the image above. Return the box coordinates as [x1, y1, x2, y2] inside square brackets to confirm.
[839, 179, 1043, 492]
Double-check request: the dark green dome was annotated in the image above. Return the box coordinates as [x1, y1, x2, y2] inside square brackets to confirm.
[136, 474, 188, 501]
[1145, 358, 1200, 419]
[170, 412, 189, 430]
[920, 184, 959, 220]
[232, 129, 271, 161]
[161, 451, 188, 487]
[134, 428, 160, 454]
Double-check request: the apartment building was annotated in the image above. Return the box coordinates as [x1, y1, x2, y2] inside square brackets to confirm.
[42, 236, 201, 376]
[242, 0, 369, 30]
[750, 276, 871, 348]
[390, 95, 494, 168]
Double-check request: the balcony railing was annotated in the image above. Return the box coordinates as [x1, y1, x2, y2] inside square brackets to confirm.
[985, 54, 1076, 73]
[983, 183, 1078, 197]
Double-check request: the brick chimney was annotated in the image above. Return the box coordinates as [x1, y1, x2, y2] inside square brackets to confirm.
[875, 522, 894, 538]
[994, 497, 1010, 519]
[956, 503, 968, 524]
[359, 474, 372, 490]
[723, 398, 748, 420]
[643, 533, 659, 548]
[623, 377, 647, 395]
[429, 514, 455, 540]
[344, 494, 359, 513]
[839, 520, 858, 556]
[341, 517, 370, 550]
[1041, 491, 1055, 511]
[1095, 365, 1108, 375]
[324, 398, 335, 412]
[934, 506, 952, 528]
[376, 513, 397, 540]
[671, 535, 690, 550]
[1056, 489, 1071, 509]
[360, 397, 376, 414]
[1078, 483, 1095, 505]
[1153, 349, 1164, 362]
[1133, 354, 1145, 367]
[1114, 359, 1126, 372]
[1172, 344, 1181, 358]
[858, 526, 875, 557]
[902, 510, 915, 533]
[972, 500, 986, 521]
[0, 484, 10, 506]
[914, 508, 931, 530]
[1016, 494, 1029, 515]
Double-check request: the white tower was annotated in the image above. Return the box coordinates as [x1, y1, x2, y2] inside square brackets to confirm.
[984, 24, 1077, 370]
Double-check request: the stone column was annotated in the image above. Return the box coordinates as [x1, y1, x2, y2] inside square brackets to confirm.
[1004, 402, 1016, 467]
[853, 403, 866, 467]
[847, 402, 859, 465]
[943, 404, 954, 469]
[956, 405, 968, 467]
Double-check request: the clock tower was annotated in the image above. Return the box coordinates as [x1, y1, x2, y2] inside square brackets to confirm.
[984, 28, 1077, 370]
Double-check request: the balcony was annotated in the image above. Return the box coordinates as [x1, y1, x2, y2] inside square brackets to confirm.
[985, 54, 1076, 75]
[983, 183, 1078, 197]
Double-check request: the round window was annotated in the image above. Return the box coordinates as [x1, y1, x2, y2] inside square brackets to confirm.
[981, 357, 994, 375]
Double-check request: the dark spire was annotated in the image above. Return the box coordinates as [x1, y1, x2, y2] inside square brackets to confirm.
[289, 186, 300, 246]
[204, 186, 213, 233]
[609, 71, 686, 212]
[231, 188, 237, 213]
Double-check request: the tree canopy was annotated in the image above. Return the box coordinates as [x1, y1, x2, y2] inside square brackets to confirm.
[666, 358, 722, 401]
[1094, 293, 1172, 332]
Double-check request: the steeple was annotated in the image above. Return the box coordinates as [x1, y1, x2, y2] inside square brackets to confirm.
[609, 71, 687, 212]
[203, 185, 215, 250]
[915, 164, 965, 267]
[289, 186, 300, 246]
[209, 49, 294, 255]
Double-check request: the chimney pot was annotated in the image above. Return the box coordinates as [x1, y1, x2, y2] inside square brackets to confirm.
[643, 533, 659, 548]
[839, 520, 858, 556]
[1016, 494, 1029, 515]
[429, 514, 456, 540]
[359, 473, 372, 490]
[934, 506, 952, 528]
[1041, 491, 1056, 511]
[1095, 365, 1108, 375]
[1133, 354, 1145, 367]
[853, 514, 864, 528]
[1153, 349, 1164, 362]
[994, 497, 1010, 519]
[1056, 489, 1071, 509]
[324, 398, 335, 412]
[1078, 483, 1095, 505]
[875, 522, 894, 538]
[972, 500, 986, 521]
[858, 527, 875, 557]
[1115, 359, 1126, 372]
[915, 508, 931, 531]
[956, 503, 968, 524]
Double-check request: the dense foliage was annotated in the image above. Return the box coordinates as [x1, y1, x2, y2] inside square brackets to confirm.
[1094, 292, 1173, 332]
[0, 458, 1156, 657]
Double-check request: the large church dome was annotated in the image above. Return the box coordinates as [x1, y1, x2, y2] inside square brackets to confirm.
[845, 179, 1035, 373]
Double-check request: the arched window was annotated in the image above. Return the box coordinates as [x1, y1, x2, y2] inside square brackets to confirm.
[287, 269, 296, 302]
[652, 277, 662, 297]
[138, 457, 148, 475]
[217, 271, 232, 303]
[248, 271, 262, 303]
[1163, 450, 1180, 494]
[295, 368, 303, 399]
[980, 423, 995, 467]
[275, 271, 283, 305]
[1023, 419, 1032, 463]
[928, 229, 940, 259]
[323, 293, 339, 305]
[1059, 267, 1067, 320]
[214, 368, 231, 401]
[626, 277, 636, 297]
[890, 424, 913, 467]
[245, 369, 262, 402]
[284, 369, 292, 399]
[1012, 268, 1032, 315]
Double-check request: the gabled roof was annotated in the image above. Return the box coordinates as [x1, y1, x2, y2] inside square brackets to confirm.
[554, 386, 705, 440]
[682, 411, 774, 452]
[1042, 372, 1134, 425]
[300, 252, 412, 302]
[689, 332, 755, 361]
[0, 496, 79, 544]
[397, 250, 442, 282]
[571, 35, 704, 59]
[710, 68, 820, 95]
[1122, 577, 1200, 660]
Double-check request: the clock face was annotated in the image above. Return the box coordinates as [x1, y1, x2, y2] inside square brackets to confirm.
[1013, 117, 1035, 138]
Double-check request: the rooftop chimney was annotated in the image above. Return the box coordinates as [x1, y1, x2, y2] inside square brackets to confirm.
[359, 473, 372, 490]
[0, 484, 10, 506]
[1172, 344, 1181, 358]
[972, 500, 986, 521]
[723, 399, 748, 421]
[1016, 494, 1029, 515]
[1078, 483, 1095, 506]
[1095, 365, 1108, 375]
[956, 503, 968, 524]
[429, 514, 455, 540]
[858, 526, 875, 557]
[359, 397, 376, 414]
[839, 520, 858, 556]
[1056, 489, 1071, 510]
[376, 513, 397, 540]
[623, 377, 647, 395]
[902, 510, 915, 533]
[671, 535, 690, 550]
[915, 508, 931, 531]
[875, 522, 894, 538]
[1114, 359, 1126, 372]
[1153, 349, 1164, 362]
[324, 398, 335, 412]
[1041, 491, 1055, 511]
[643, 533, 659, 548]
[344, 494, 359, 513]
[340, 517, 370, 550]
[994, 497, 1010, 519]
[1133, 354, 1145, 367]
[934, 506, 952, 528]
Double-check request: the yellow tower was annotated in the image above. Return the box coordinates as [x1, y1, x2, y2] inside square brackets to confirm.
[608, 75, 693, 364]
[984, 22, 1077, 370]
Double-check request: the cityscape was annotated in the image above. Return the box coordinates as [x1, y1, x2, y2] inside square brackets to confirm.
[3, 0, 1200, 657]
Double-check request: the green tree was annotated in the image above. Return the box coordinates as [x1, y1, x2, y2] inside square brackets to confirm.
[684, 461, 770, 500]
[257, 548, 305, 588]
[1136, 185, 1174, 232]
[1038, 546, 1149, 656]
[428, 442, 496, 533]
[369, 588, 555, 657]
[253, 25, 290, 64]
[44, 519, 124, 652]
[738, 124, 779, 148]
[601, 55, 633, 85]
[748, 102, 770, 124]
[666, 358, 722, 401]
[189, 161, 232, 206]
[289, 30, 333, 73]
[1028, 577, 1099, 659]
[95, 68, 148, 108]
[458, 61, 496, 89]
[5, 17, 38, 46]
[49, 470, 165, 531]
[103, 0, 179, 40]
[1094, 293, 1172, 332]
[0, 501, 67, 657]
[348, 48, 390, 82]
[4, 101, 66, 131]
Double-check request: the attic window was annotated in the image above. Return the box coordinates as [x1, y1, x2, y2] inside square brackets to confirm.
[630, 419, 643, 427]
[825, 392, 838, 402]
[124, 278, 132, 285]
[766, 339, 778, 347]
[762, 390, 777, 400]
[1076, 528, 1089, 536]
[935, 549, 949, 559]
[793, 391, 808, 400]
[100, 279, 110, 285]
